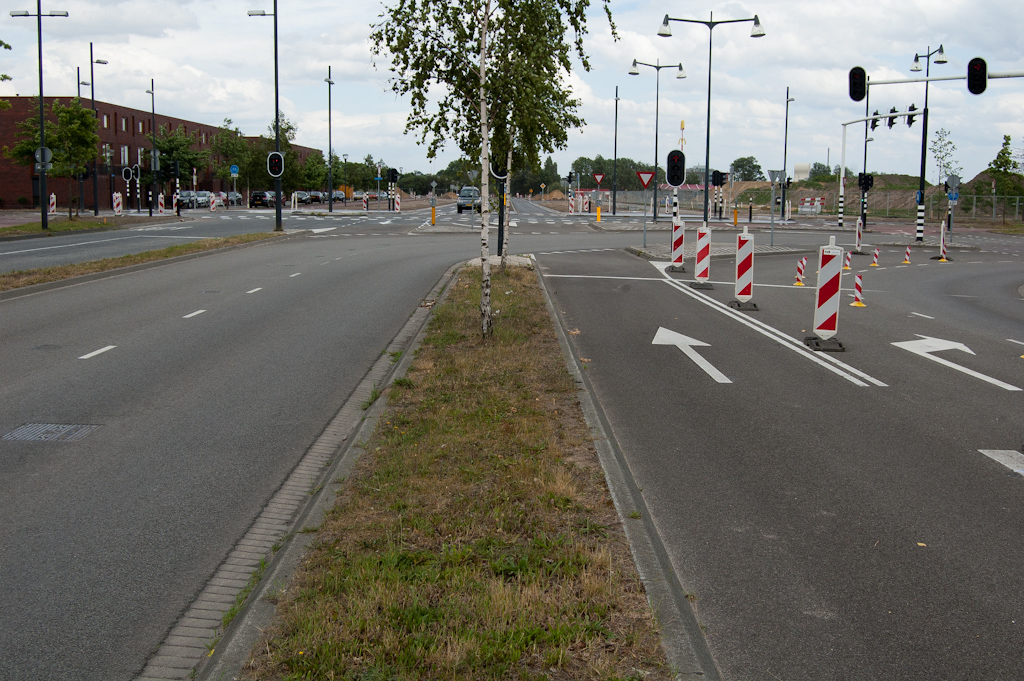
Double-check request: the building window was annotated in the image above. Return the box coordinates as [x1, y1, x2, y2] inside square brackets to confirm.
[120, 145, 129, 165]
[121, 117, 127, 132]
[103, 113, 109, 128]
[139, 121, 144, 133]
[201, 132, 206, 144]
[138, 148, 144, 165]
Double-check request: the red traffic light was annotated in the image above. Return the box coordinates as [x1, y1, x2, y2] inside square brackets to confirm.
[849, 66, 867, 102]
[666, 149, 685, 187]
[267, 151, 284, 178]
[967, 57, 987, 95]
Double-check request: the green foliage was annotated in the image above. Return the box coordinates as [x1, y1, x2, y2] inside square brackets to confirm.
[808, 162, 832, 181]
[301, 150, 327, 191]
[569, 155, 662, 190]
[150, 124, 209, 190]
[209, 118, 251, 186]
[1, 37, 10, 111]
[729, 156, 764, 182]
[930, 128, 962, 182]
[987, 134, 1024, 197]
[5, 98, 99, 183]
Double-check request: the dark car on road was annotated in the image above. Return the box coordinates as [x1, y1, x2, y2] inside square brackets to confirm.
[309, 191, 323, 203]
[249, 190, 275, 208]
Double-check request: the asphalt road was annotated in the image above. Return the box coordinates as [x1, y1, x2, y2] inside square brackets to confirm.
[538, 234, 1024, 679]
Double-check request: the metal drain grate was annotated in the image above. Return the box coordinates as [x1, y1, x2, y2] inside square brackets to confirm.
[2, 423, 101, 442]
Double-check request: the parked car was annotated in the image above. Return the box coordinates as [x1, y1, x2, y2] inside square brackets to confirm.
[228, 191, 243, 205]
[352, 191, 365, 201]
[331, 190, 347, 203]
[195, 191, 212, 207]
[178, 190, 196, 208]
[309, 191, 323, 203]
[456, 186, 482, 213]
[292, 190, 310, 204]
[249, 190, 274, 208]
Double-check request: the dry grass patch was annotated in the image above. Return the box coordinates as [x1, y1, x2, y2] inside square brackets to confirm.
[243, 266, 669, 680]
[0, 233, 282, 291]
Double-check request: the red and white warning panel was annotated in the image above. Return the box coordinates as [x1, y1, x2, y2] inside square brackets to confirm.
[735, 228, 753, 302]
[670, 189, 685, 270]
[695, 226, 711, 282]
[812, 236, 844, 342]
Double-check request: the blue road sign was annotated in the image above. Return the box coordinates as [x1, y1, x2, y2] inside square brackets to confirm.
[229, 164, 239, 174]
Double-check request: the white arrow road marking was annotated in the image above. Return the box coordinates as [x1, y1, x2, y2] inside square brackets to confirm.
[652, 327, 732, 384]
[310, 227, 337, 234]
[979, 450, 1024, 476]
[892, 335, 1022, 391]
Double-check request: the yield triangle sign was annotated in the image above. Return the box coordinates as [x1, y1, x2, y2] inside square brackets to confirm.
[593, 173, 605, 185]
[637, 171, 655, 189]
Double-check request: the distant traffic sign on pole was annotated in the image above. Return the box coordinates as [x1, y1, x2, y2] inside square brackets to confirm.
[637, 171, 655, 189]
[593, 173, 605, 185]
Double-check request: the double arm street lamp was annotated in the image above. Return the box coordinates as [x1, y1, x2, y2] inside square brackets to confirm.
[145, 79, 156, 217]
[11, 2, 69, 231]
[90, 43, 107, 216]
[325, 66, 334, 213]
[248, 1, 283, 231]
[629, 58, 685, 222]
[659, 11, 765, 226]
[910, 44, 946, 241]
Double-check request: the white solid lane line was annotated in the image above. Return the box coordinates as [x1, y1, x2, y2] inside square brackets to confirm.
[979, 450, 1024, 475]
[911, 312, 935, 319]
[1008, 339, 1024, 347]
[246, 288, 262, 294]
[183, 310, 207, 318]
[289, 273, 301, 278]
[79, 346, 116, 359]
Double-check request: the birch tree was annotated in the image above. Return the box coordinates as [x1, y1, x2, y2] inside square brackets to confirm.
[371, 0, 612, 336]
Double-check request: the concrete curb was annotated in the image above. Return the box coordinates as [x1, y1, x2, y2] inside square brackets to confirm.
[183, 261, 462, 681]
[533, 256, 722, 680]
[0, 231, 304, 302]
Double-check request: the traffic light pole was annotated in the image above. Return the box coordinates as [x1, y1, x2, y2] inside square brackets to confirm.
[838, 110, 913, 231]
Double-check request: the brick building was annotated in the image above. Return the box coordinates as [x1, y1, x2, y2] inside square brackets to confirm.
[0, 96, 317, 210]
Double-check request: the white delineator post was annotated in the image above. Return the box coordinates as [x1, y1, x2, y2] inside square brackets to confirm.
[855, 216, 864, 252]
[902, 245, 912, 264]
[871, 247, 880, 266]
[794, 256, 807, 286]
[113, 192, 122, 216]
[939, 219, 948, 262]
[735, 226, 754, 303]
[49, 193, 57, 215]
[670, 189, 685, 270]
[695, 226, 711, 283]
[843, 252, 852, 270]
[210, 196, 217, 212]
[158, 194, 165, 214]
[396, 193, 401, 212]
[362, 195, 368, 211]
[813, 236, 844, 341]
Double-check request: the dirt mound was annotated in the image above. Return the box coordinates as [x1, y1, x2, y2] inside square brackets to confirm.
[546, 189, 565, 200]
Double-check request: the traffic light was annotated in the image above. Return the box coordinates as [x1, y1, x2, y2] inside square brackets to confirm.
[566, 171, 574, 183]
[887, 107, 898, 129]
[967, 57, 987, 95]
[711, 170, 724, 186]
[666, 149, 685, 187]
[849, 66, 867, 102]
[173, 160, 180, 179]
[786, 177, 792, 190]
[267, 151, 284, 178]
[388, 167, 399, 183]
[906, 104, 917, 127]
[858, 173, 874, 191]
[870, 111, 879, 131]
[858, 172, 865, 190]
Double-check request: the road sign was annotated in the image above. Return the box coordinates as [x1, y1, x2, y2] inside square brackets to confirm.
[652, 327, 732, 384]
[430, 180, 437, 188]
[892, 335, 1021, 391]
[540, 183, 546, 189]
[768, 170, 784, 184]
[35, 147, 53, 163]
[637, 171, 655, 189]
[593, 173, 605, 185]
[230, 164, 239, 178]
[34, 162, 52, 171]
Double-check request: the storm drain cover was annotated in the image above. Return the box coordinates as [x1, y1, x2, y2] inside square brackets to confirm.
[2, 423, 101, 442]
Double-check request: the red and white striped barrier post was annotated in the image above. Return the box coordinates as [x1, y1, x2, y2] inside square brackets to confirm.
[113, 192, 123, 216]
[691, 225, 713, 289]
[210, 196, 217, 211]
[48, 193, 57, 215]
[794, 256, 807, 286]
[855, 216, 864, 252]
[850, 273, 866, 307]
[362, 195, 368, 211]
[670, 189, 685, 271]
[939, 219, 949, 262]
[902, 245, 911, 264]
[809, 236, 845, 349]
[843, 252, 852, 270]
[158, 194, 165, 215]
[395, 194, 401, 212]
[730, 226, 757, 310]
[871, 247, 879, 266]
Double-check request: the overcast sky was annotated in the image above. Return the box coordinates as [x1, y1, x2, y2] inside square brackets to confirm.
[3, 0, 1023, 183]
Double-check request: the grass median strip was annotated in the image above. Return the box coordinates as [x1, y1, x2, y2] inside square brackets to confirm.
[0, 232, 282, 292]
[242, 265, 670, 680]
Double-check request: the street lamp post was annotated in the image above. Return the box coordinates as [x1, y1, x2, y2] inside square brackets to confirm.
[612, 85, 619, 215]
[910, 44, 946, 241]
[342, 153, 348, 203]
[782, 87, 794, 221]
[659, 11, 765, 227]
[76, 67, 90, 213]
[145, 79, 156, 217]
[90, 42, 107, 216]
[325, 66, 334, 213]
[10, 3, 69, 231]
[629, 58, 685, 223]
[248, 1, 283, 231]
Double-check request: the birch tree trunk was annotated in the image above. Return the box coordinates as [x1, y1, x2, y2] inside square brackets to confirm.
[478, 0, 492, 337]
[502, 146, 512, 267]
